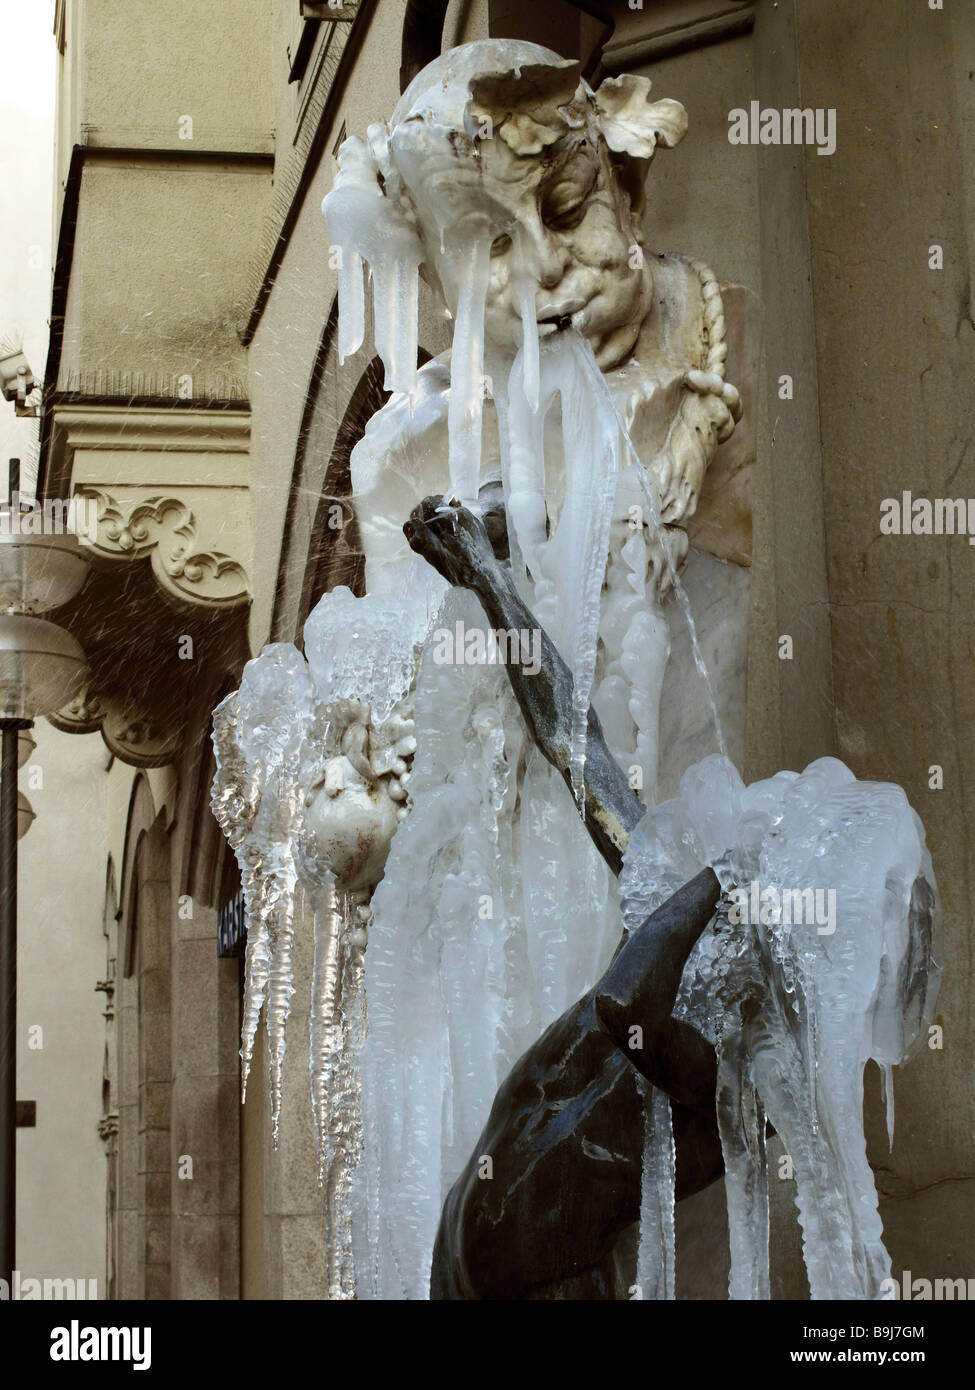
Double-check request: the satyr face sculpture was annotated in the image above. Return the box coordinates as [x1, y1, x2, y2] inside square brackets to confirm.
[384, 44, 688, 370]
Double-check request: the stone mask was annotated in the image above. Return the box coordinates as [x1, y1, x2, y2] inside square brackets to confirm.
[326, 40, 688, 376]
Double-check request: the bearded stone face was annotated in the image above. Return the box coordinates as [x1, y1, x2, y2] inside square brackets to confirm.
[407, 123, 654, 372]
[379, 40, 687, 374]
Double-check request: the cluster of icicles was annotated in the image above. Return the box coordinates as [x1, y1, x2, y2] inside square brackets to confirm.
[210, 595, 427, 1299]
[622, 753, 938, 1300]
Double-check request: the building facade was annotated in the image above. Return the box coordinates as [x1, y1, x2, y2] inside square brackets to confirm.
[28, 0, 975, 1298]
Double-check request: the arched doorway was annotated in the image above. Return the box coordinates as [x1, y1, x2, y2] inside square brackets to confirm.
[116, 778, 171, 1300]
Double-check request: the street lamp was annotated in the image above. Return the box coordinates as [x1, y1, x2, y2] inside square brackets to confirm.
[0, 459, 89, 1284]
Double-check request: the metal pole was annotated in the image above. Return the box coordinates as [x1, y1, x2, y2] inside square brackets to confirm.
[0, 719, 18, 1283]
[0, 458, 17, 1283]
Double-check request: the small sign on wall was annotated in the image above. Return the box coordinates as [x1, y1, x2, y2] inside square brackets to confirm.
[218, 889, 246, 959]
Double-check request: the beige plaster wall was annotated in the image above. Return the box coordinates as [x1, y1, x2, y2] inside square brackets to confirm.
[17, 721, 109, 1291]
[58, 158, 271, 398]
[82, 0, 273, 153]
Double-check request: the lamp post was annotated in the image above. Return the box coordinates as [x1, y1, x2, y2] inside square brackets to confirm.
[0, 459, 89, 1285]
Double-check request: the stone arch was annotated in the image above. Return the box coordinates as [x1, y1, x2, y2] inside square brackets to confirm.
[269, 294, 433, 643]
[100, 856, 120, 1300]
[115, 773, 173, 1299]
[119, 774, 156, 978]
[296, 352, 388, 621]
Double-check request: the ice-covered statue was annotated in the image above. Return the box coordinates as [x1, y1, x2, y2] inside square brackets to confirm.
[210, 39, 939, 1302]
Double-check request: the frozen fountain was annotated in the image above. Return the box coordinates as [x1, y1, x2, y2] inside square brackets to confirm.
[211, 41, 939, 1301]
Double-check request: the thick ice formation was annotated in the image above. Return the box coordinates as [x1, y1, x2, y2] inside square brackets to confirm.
[210, 586, 428, 1282]
[346, 309, 712, 1293]
[324, 128, 424, 394]
[303, 584, 437, 724]
[572, 337, 728, 759]
[352, 594, 523, 1297]
[620, 753, 940, 1301]
[213, 244, 939, 1306]
[253, 121, 734, 1300]
[211, 645, 315, 1137]
[505, 334, 621, 805]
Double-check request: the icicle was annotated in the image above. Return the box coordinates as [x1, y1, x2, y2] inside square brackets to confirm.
[570, 334, 728, 759]
[325, 900, 367, 1298]
[503, 347, 548, 575]
[635, 1084, 676, 1300]
[336, 247, 365, 364]
[263, 851, 298, 1144]
[716, 1031, 769, 1300]
[513, 258, 539, 413]
[211, 645, 315, 1125]
[444, 224, 492, 502]
[309, 874, 342, 1182]
[507, 333, 619, 809]
[620, 581, 671, 805]
[372, 253, 420, 395]
[560, 334, 620, 806]
[306, 878, 368, 1299]
[238, 870, 269, 1100]
[322, 138, 381, 365]
[322, 131, 424, 393]
[211, 692, 265, 1099]
[883, 1063, 895, 1149]
[211, 706, 265, 1106]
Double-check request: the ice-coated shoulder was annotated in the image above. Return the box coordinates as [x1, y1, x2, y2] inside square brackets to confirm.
[621, 752, 939, 1059]
[303, 582, 442, 725]
[349, 357, 451, 497]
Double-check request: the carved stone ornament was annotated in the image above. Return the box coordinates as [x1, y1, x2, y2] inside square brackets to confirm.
[42, 402, 253, 765]
[51, 679, 181, 767]
[47, 543, 250, 768]
[79, 489, 249, 609]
